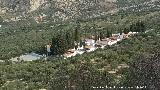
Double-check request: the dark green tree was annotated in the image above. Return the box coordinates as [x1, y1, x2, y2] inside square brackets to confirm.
[123, 28, 129, 34]
[51, 34, 68, 55]
[92, 24, 98, 43]
[130, 23, 135, 32]
[106, 29, 112, 38]
[130, 21, 146, 32]
[99, 32, 103, 41]
[0, 16, 3, 24]
[136, 21, 141, 32]
[74, 22, 80, 42]
[139, 21, 146, 32]
[65, 31, 74, 49]
[120, 29, 123, 35]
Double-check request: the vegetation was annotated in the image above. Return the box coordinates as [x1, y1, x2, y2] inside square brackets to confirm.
[0, 1, 160, 89]
[0, 16, 3, 24]
[51, 31, 74, 55]
[0, 10, 159, 60]
[130, 21, 146, 32]
[0, 29, 160, 89]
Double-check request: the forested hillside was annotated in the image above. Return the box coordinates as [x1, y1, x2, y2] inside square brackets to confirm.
[0, 0, 160, 90]
[0, 11, 160, 60]
[0, 29, 160, 89]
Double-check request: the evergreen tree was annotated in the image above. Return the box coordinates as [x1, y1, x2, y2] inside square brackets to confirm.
[75, 28, 79, 42]
[0, 16, 3, 24]
[123, 28, 129, 34]
[136, 21, 140, 32]
[74, 21, 80, 42]
[99, 32, 103, 41]
[51, 34, 68, 55]
[93, 25, 98, 43]
[95, 34, 98, 43]
[130, 24, 135, 32]
[120, 29, 123, 35]
[139, 21, 146, 32]
[130, 21, 146, 32]
[51, 36, 57, 55]
[133, 23, 138, 32]
[65, 31, 74, 49]
[106, 29, 112, 38]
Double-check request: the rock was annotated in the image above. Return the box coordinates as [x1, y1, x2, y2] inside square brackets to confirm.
[108, 71, 116, 74]
[0, 60, 4, 62]
[39, 89, 46, 90]
[0, 0, 117, 22]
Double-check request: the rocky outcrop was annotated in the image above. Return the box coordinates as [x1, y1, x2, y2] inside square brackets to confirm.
[0, 0, 117, 22]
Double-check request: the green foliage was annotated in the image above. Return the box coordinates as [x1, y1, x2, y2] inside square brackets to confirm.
[1, 10, 159, 60]
[74, 23, 81, 42]
[51, 29, 75, 55]
[0, 16, 3, 24]
[48, 63, 114, 89]
[51, 34, 68, 55]
[0, 3, 160, 89]
[0, 29, 160, 89]
[65, 31, 74, 49]
[123, 28, 129, 34]
[130, 21, 146, 32]
[122, 53, 160, 89]
[106, 29, 112, 38]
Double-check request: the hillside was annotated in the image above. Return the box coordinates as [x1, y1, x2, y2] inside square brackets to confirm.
[0, 0, 160, 89]
[0, 0, 159, 23]
[0, 29, 160, 90]
[0, 0, 117, 22]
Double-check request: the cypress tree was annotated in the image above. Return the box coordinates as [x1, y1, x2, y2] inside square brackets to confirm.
[51, 36, 58, 55]
[74, 22, 80, 42]
[99, 32, 103, 41]
[120, 29, 123, 35]
[136, 21, 140, 32]
[93, 25, 98, 43]
[75, 28, 79, 42]
[65, 31, 74, 49]
[133, 23, 138, 32]
[139, 21, 145, 32]
[130, 24, 134, 32]
[95, 34, 98, 43]
[0, 16, 3, 24]
[106, 29, 112, 38]
[65, 31, 69, 49]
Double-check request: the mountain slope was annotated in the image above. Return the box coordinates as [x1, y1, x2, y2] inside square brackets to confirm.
[0, 0, 117, 22]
